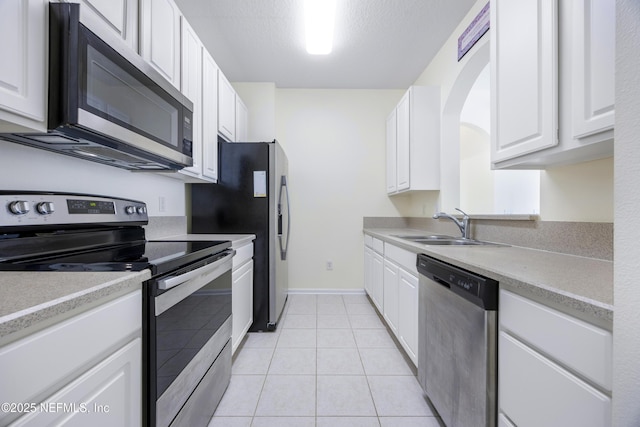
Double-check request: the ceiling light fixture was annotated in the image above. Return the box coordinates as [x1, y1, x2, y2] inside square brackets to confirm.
[304, 0, 336, 55]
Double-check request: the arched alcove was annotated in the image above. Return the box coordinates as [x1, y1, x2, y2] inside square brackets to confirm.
[439, 39, 539, 214]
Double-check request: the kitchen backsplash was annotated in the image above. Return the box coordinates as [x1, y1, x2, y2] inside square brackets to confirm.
[145, 216, 187, 240]
[363, 217, 613, 261]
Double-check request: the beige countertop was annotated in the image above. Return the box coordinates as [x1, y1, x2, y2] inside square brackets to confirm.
[157, 234, 256, 248]
[0, 270, 150, 341]
[365, 228, 613, 325]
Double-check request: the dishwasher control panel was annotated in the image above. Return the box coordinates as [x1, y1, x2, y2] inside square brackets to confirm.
[417, 254, 498, 310]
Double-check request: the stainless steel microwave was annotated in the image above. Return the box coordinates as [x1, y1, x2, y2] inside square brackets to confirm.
[0, 3, 193, 171]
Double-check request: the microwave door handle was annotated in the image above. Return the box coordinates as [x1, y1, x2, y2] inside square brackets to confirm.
[157, 249, 234, 291]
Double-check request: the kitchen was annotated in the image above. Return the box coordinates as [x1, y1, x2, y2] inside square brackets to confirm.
[0, 0, 637, 426]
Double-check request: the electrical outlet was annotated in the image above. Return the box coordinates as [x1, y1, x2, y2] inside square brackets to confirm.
[326, 260, 333, 271]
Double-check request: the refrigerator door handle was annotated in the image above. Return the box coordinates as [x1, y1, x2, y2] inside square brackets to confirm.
[278, 175, 290, 260]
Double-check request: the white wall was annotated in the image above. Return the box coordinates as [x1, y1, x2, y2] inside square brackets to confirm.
[275, 89, 409, 290]
[233, 82, 276, 142]
[613, 0, 640, 424]
[540, 157, 613, 222]
[0, 140, 186, 216]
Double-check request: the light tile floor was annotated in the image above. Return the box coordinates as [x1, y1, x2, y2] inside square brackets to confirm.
[208, 294, 443, 427]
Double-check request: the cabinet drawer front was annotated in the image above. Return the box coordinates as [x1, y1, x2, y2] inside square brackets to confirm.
[0, 291, 141, 423]
[233, 243, 254, 270]
[10, 338, 141, 427]
[372, 237, 384, 254]
[500, 290, 612, 390]
[499, 332, 611, 427]
[384, 243, 417, 274]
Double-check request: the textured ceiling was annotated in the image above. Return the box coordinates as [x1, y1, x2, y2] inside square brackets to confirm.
[174, 0, 477, 89]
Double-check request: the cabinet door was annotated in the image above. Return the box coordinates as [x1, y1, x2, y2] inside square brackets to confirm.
[571, 0, 615, 139]
[398, 268, 418, 365]
[0, 0, 46, 125]
[363, 246, 373, 297]
[140, 0, 181, 89]
[201, 50, 219, 181]
[76, 0, 138, 52]
[232, 260, 253, 354]
[218, 71, 236, 142]
[386, 110, 397, 194]
[371, 252, 384, 313]
[383, 259, 399, 336]
[491, 0, 558, 163]
[11, 338, 142, 427]
[179, 18, 202, 177]
[236, 96, 248, 142]
[396, 91, 410, 191]
[499, 332, 611, 427]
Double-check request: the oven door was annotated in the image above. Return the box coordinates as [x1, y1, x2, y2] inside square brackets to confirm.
[144, 249, 234, 427]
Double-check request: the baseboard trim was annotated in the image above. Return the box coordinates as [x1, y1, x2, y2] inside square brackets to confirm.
[288, 288, 367, 295]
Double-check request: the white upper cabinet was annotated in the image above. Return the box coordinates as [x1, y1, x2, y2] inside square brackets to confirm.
[396, 92, 411, 191]
[218, 71, 236, 142]
[490, 0, 559, 164]
[385, 110, 397, 193]
[201, 49, 219, 181]
[571, 0, 615, 139]
[140, 0, 181, 89]
[491, 0, 615, 169]
[75, 0, 139, 52]
[179, 17, 203, 178]
[0, 0, 47, 132]
[236, 95, 248, 142]
[386, 86, 440, 195]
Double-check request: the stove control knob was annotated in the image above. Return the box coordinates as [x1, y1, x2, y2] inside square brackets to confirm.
[8, 200, 30, 215]
[125, 206, 136, 215]
[136, 206, 147, 215]
[36, 202, 55, 215]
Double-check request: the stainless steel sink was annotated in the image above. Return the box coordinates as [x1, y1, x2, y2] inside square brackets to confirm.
[393, 235, 499, 246]
[416, 238, 489, 246]
[392, 234, 454, 240]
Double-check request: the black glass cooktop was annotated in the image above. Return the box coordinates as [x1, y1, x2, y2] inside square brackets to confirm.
[0, 239, 231, 275]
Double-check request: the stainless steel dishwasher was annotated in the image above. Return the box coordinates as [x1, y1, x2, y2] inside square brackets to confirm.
[417, 254, 498, 427]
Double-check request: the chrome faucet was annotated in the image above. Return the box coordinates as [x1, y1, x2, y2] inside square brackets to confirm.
[433, 208, 471, 239]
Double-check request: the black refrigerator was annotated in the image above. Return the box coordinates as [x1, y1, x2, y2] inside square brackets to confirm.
[190, 140, 290, 331]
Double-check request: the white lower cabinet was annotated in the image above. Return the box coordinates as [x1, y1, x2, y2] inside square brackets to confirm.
[11, 339, 141, 427]
[499, 289, 612, 427]
[0, 290, 142, 427]
[364, 235, 384, 313]
[363, 234, 418, 366]
[232, 242, 254, 354]
[363, 246, 373, 297]
[397, 268, 418, 364]
[383, 258, 399, 335]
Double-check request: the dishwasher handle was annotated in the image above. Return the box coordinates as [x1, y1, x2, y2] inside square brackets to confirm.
[431, 275, 451, 289]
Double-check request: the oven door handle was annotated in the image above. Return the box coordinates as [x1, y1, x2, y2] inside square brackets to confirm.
[157, 249, 235, 291]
